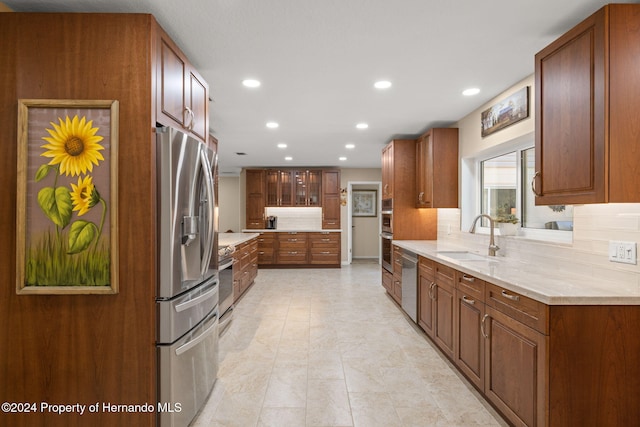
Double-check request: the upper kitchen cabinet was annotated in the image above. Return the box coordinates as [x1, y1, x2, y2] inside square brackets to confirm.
[321, 169, 341, 229]
[415, 128, 459, 208]
[534, 4, 640, 204]
[266, 169, 294, 206]
[157, 27, 209, 143]
[381, 142, 394, 199]
[382, 139, 437, 240]
[295, 169, 322, 206]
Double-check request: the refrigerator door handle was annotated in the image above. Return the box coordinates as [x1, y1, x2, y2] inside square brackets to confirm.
[199, 146, 215, 278]
[175, 311, 218, 356]
[175, 281, 218, 313]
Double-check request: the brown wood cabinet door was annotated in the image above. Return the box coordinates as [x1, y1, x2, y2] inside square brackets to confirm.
[294, 170, 321, 206]
[279, 170, 293, 206]
[484, 306, 547, 427]
[418, 272, 435, 338]
[434, 282, 454, 358]
[454, 291, 485, 390]
[159, 37, 186, 126]
[415, 133, 432, 207]
[246, 170, 266, 229]
[382, 144, 394, 199]
[265, 170, 279, 206]
[188, 70, 208, 141]
[307, 170, 322, 206]
[322, 170, 340, 229]
[535, 9, 606, 205]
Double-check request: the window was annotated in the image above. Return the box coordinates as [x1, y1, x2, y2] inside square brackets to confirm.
[479, 145, 573, 238]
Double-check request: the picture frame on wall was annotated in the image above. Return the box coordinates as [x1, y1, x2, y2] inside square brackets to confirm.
[352, 190, 377, 217]
[481, 86, 529, 137]
[16, 99, 119, 295]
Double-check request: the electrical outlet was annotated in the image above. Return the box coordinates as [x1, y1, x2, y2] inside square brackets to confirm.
[609, 241, 637, 265]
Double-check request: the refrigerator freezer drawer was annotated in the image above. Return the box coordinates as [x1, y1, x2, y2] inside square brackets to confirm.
[157, 275, 219, 344]
[158, 307, 219, 427]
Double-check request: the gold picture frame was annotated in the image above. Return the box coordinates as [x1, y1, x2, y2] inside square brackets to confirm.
[16, 99, 119, 295]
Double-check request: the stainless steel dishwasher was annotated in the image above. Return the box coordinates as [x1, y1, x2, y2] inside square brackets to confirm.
[401, 249, 418, 322]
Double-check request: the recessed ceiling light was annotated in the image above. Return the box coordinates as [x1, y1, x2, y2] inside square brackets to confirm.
[462, 87, 480, 96]
[345, 143, 355, 149]
[277, 143, 287, 149]
[356, 123, 368, 129]
[266, 122, 279, 129]
[242, 79, 261, 88]
[374, 80, 392, 89]
[339, 156, 347, 161]
[284, 156, 293, 161]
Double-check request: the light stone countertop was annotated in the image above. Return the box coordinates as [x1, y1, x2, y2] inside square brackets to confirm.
[393, 240, 640, 306]
[218, 232, 260, 247]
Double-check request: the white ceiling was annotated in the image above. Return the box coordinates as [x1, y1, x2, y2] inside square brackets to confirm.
[5, 0, 635, 175]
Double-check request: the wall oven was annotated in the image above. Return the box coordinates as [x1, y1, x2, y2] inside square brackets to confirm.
[381, 198, 393, 272]
[381, 232, 393, 272]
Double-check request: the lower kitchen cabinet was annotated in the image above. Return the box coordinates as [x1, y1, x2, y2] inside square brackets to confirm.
[277, 232, 308, 264]
[484, 305, 547, 427]
[309, 232, 341, 265]
[391, 245, 403, 304]
[256, 231, 341, 267]
[433, 263, 455, 359]
[257, 232, 275, 264]
[233, 237, 258, 301]
[418, 257, 435, 337]
[409, 253, 640, 427]
[454, 271, 486, 391]
[382, 268, 393, 294]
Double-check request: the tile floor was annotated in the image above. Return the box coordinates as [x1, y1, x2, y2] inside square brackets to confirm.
[192, 263, 507, 427]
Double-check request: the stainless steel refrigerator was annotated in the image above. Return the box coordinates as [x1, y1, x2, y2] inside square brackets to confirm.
[155, 126, 219, 427]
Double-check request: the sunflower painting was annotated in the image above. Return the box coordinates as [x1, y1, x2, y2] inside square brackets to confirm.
[16, 100, 119, 294]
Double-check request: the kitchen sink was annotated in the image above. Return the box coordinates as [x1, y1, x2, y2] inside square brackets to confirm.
[437, 251, 489, 261]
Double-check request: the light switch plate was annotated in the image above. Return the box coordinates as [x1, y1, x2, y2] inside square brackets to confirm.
[609, 241, 637, 265]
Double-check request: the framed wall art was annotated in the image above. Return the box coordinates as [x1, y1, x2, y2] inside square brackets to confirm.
[481, 86, 529, 137]
[16, 99, 119, 294]
[352, 190, 377, 217]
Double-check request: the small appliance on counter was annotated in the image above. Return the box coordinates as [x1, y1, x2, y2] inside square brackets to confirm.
[266, 216, 278, 229]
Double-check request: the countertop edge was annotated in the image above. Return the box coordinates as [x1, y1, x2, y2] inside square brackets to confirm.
[241, 229, 342, 233]
[393, 240, 640, 306]
[219, 232, 260, 247]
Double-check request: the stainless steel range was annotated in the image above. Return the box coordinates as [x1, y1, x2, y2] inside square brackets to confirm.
[218, 245, 235, 334]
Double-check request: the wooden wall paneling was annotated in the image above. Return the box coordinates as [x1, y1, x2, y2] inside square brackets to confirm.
[1, 13, 157, 427]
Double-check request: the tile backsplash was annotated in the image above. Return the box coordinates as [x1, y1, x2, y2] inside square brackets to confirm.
[437, 205, 640, 286]
[265, 207, 322, 230]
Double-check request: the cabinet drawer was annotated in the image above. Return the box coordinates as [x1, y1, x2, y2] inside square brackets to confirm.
[258, 248, 274, 264]
[308, 232, 339, 248]
[419, 256, 435, 279]
[309, 250, 340, 264]
[257, 233, 275, 244]
[382, 269, 393, 292]
[486, 283, 549, 334]
[277, 250, 307, 264]
[456, 271, 485, 303]
[435, 263, 455, 288]
[278, 240, 307, 250]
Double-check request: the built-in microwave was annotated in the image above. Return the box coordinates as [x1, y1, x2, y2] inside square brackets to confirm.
[381, 198, 392, 234]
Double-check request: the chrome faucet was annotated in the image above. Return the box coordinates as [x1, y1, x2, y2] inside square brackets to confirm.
[469, 214, 500, 256]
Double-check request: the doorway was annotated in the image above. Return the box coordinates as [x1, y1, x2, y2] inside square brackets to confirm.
[346, 181, 382, 264]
